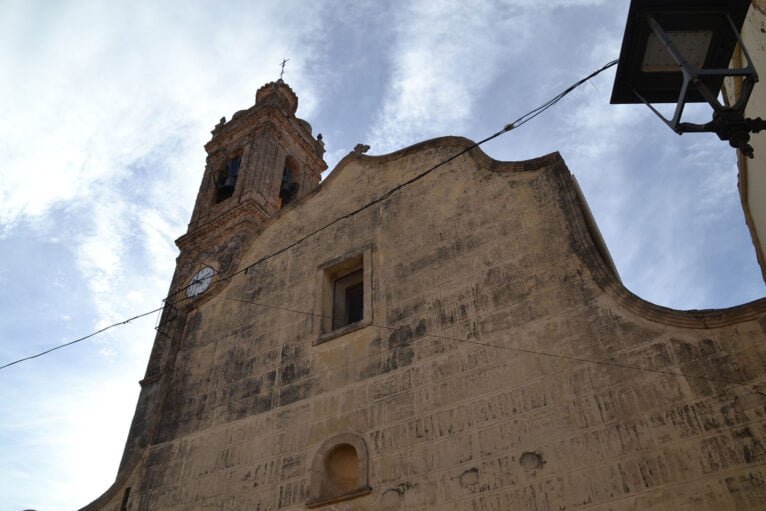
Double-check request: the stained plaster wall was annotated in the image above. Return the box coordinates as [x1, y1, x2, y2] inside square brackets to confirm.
[87, 137, 766, 510]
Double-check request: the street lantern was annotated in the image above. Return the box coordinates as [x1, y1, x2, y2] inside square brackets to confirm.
[611, 0, 765, 157]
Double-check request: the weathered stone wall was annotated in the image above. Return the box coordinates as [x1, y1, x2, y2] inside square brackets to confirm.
[88, 138, 766, 510]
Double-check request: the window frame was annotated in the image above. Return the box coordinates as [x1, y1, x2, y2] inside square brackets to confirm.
[332, 269, 364, 330]
[313, 245, 373, 344]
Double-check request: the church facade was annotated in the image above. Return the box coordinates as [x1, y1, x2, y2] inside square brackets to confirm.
[84, 81, 766, 510]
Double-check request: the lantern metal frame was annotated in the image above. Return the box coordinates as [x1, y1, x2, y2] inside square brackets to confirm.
[611, 0, 765, 157]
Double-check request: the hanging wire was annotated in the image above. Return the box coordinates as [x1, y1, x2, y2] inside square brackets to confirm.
[220, 296, 766, 397]
[2, 58, 628, 373]
[0, 308, 163, 370]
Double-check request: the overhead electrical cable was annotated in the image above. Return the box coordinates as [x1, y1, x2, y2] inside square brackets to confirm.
[0, 308, 163, 370]
[3, 58, 623, 372]
[165, 58, 621, 302]
[221, 296, 766, 397]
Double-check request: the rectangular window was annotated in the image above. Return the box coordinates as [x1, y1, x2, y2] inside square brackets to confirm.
[333, 269, 364, 330]
[314, 245, 372, 343]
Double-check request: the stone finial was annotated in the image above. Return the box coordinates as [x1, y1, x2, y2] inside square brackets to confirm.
[211, 116, 226, 135]
[353, 144, 370, 154]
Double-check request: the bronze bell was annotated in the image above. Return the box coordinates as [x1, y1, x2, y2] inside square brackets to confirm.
[220, 174, 237, 192]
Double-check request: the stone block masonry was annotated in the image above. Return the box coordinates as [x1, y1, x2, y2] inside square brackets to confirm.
[84, 124, 766, 509]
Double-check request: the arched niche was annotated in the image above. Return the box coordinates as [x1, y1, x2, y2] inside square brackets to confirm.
[306, 433, 372, 508]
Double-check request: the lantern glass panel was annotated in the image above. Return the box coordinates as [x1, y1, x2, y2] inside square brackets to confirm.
[641, 30, 713, 72]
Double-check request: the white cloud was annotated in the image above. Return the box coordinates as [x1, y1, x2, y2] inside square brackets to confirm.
[365, 0, 613, 153]
[0, 0, 328, 232]
[0, 2, 334, 509]
[1, 2, 763, 510]
[75, 191, 127, 306]
[368, 0, 519, 151]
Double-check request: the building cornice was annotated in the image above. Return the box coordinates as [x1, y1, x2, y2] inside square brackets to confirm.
[177, 198, 270, 252]
[206, 104, 325, 164]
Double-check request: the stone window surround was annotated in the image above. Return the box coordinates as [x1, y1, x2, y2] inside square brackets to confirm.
[313, 244, 373, 345]
[305, 432, 372, 508]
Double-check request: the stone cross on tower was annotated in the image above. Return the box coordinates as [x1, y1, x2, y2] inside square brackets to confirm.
[279, 58, 289, 80]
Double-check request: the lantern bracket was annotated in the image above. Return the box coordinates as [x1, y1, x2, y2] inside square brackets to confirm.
[631, 11, 764, 157]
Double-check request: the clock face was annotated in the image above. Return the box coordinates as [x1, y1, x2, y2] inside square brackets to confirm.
[187, 267, 214, 297]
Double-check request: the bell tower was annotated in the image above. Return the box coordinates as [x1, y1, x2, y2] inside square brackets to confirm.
[111, 80, 326, 483]
[173, 79, 326, 301]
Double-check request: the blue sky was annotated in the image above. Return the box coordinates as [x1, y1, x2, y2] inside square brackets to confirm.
[1, 1, 764, 509]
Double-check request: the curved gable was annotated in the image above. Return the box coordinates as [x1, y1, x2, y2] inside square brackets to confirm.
[89, 134, 766, 510]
